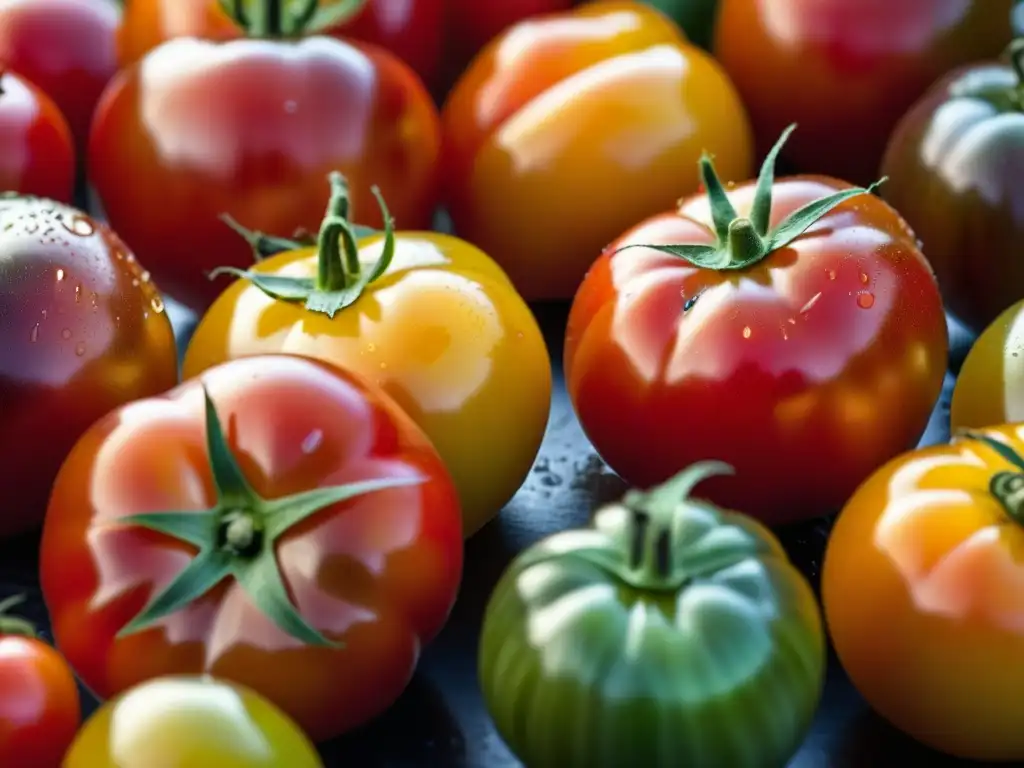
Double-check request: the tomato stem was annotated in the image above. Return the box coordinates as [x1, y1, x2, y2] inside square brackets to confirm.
[317, 172, 361, 291]
[219, 510, 263, 556]
[0, 594, 37, 638]
[991, 472, 1024, 523]
[1008, 39, 1024, 88]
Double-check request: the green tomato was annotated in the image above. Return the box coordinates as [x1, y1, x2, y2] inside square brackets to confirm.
[479, 462, 825, 768]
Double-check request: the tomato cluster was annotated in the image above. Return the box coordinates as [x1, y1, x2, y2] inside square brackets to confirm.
[1, 0, 1023, 764]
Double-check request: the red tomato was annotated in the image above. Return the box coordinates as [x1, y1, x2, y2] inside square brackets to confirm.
[40, 354, 464, 742]
[90, 16, 440, 312]
[713, 0, 1014, 185]
[565, 128, 949, 524]
[0, 0, 119, 154]
[0, 70, 75, 201]
[117, 0, 446, 91]
[0, 194, 179, 537]
[0, 595, 80, 768]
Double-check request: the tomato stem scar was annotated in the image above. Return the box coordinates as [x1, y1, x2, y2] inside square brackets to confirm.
[0, 594, 37, 638]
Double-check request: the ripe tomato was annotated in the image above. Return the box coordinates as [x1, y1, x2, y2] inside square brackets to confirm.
[565, 127, 949, 525]
[90, 7, 441, 313]
[823, 425, 1024, 760]
[0, 0, 118, 154]
[40, 354, 463, 742]
[182, 175, 552, 537]
[65, 676, 323, 768]
[0, 194, 178, 537]
[0, 70, 75, 202]
[480, 462, 825, 768]
[714, 0, 1014, 186]
[117, 0, 446, 91]
[0, 595, 80, 767]
[441, 0, 753, 301]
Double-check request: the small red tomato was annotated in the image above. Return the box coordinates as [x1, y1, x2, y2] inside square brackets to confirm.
[91, 5, 441, 312]
[41, 354, 464, 742]
[0, 70, 75, 201]
[565, 127, 949, 524]
[0, 595, 80, 768]
[0, 0, 119, 154]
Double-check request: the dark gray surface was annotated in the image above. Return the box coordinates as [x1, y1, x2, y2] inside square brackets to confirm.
[0, 300, 985, 767]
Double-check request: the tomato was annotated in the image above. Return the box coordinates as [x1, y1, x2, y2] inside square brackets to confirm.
[41, 354, 463, 742]
[822, 425, 1024, 760]
[65, 675, 323, 767]
[117, 0, 446, 91]
[637, 0, 720, 49]
[713, 0, 1014, 186]
[182, 175, 552, 537]
[480, 461, 825, 768]
[881, 42, 1024, 334]
[441, 0, 753, 301]
[565, 127, 949, 525]
[0, 595, 80, 767]
[0, 0, 118, 154]
[90, 3, 441, 313]
[0, 70, 75, 202]
[0, 194, 178, 537]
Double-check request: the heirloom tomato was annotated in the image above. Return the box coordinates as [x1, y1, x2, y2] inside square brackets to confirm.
[480, 461, 825, 768]
[0, 0, 118, 153]
[65, 676, 323, 768]
[714, 0, 1014, 186]
[116, 0, 446, 91]
[823, 426, 1024, 760]
[90, 0, 441, 313]
[882, 40, 1024, 333]
[41, 354, 463, 742]
[0, 71, 75, 202]
[0, 194, 178, 537]
[0, 595, 80, 768]
[950, 298, 1024, 432]
[442, 0, 753, 301]
[183, 174, 551, 537]
[565, 126, 948, 525]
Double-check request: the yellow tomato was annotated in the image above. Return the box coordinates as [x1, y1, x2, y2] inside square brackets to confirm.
[951, 299, 1024, 431]
[822, 425, 1024, 760]
[63, 676, 322, 767]
[184, 187, 552, 537]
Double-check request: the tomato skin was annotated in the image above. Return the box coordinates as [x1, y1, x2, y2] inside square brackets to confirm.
[40, 354, 463, 742]
[182, 232, 552, 537]
[0, 0, 118, 154]
[565, 177, 948, 525]
[713, 0, 1013, 186]
[89, 36, 441, 312]
[0, 195, 178, 538]
[116, 0, 446, 91]
[0, 632, 80, 767]
[0, 71, 75, 202]
[822, 425, 1024, 760]
[441, 0, 753, 301]
[64, 676, 323, 767]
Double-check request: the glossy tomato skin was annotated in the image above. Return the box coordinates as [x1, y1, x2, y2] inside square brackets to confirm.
[182, 233, 552, 537]
[89, 36, 441, 313]
[822, 425, 1024, 760]
[0, 633, 80, 767]
[65, 676, 323, 768]
[881, 62, 1024, 334]
[565, 178, 949, 525]
[714, 0, 1014, 185]
[442, 0, 753, 301]
[0, 71, 75, 201]
[40, 355, 463, 742]
[0, 195, 178, 537]
[0, 0, 119, 153]
[117, 0, 446, 91]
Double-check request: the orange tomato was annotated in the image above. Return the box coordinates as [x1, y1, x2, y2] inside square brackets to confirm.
[823, 425, 1024, 760]
[441, 0, 753, 301]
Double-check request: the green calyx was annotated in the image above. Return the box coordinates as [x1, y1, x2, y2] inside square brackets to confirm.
[217, 0, 369, 37]
[0, 594, 37, 638]
[960, 430, 1024, 525]
[211, 171, 391, 319]
[116, 387, 424, 647]
[620, 124, 886, 270]
[1006, 38, 1024, 107]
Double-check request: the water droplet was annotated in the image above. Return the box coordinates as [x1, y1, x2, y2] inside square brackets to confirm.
[140, 270, 151, 283]
[800, 292, 822, 314]
[60, 328, 71, 340]
[828, 269, 836, 281]
[856, 292, 875, 309]
[366, 342, 376, 353]
[379, 362, 388, 370]
[742, 326, 752, 339]
[859, 271, 869, 284]
[55, 268, 65, 281]
[150, 296, 165, 313]
[29, 324, 39, 343]
[40, 308, 47, 319]
[74, 284, 81, 302]
[301, 429, 324, 454]
[75, 341, 86, 356]
[132, 278, 140, 287]
[61, 215, 95, 236]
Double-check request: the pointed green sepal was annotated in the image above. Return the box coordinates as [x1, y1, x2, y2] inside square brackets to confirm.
[749, 123, 796, 235]
[202, 387, 258, 505]
[307, 0, 369, 34]
[958, 430, 1024, 472]
[699, 153, 738, 242]
[231, 555, 336, 647]
[763, 179, 886, 251]
[220, 214, 314, 262]
[116, 510, 219, 549]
